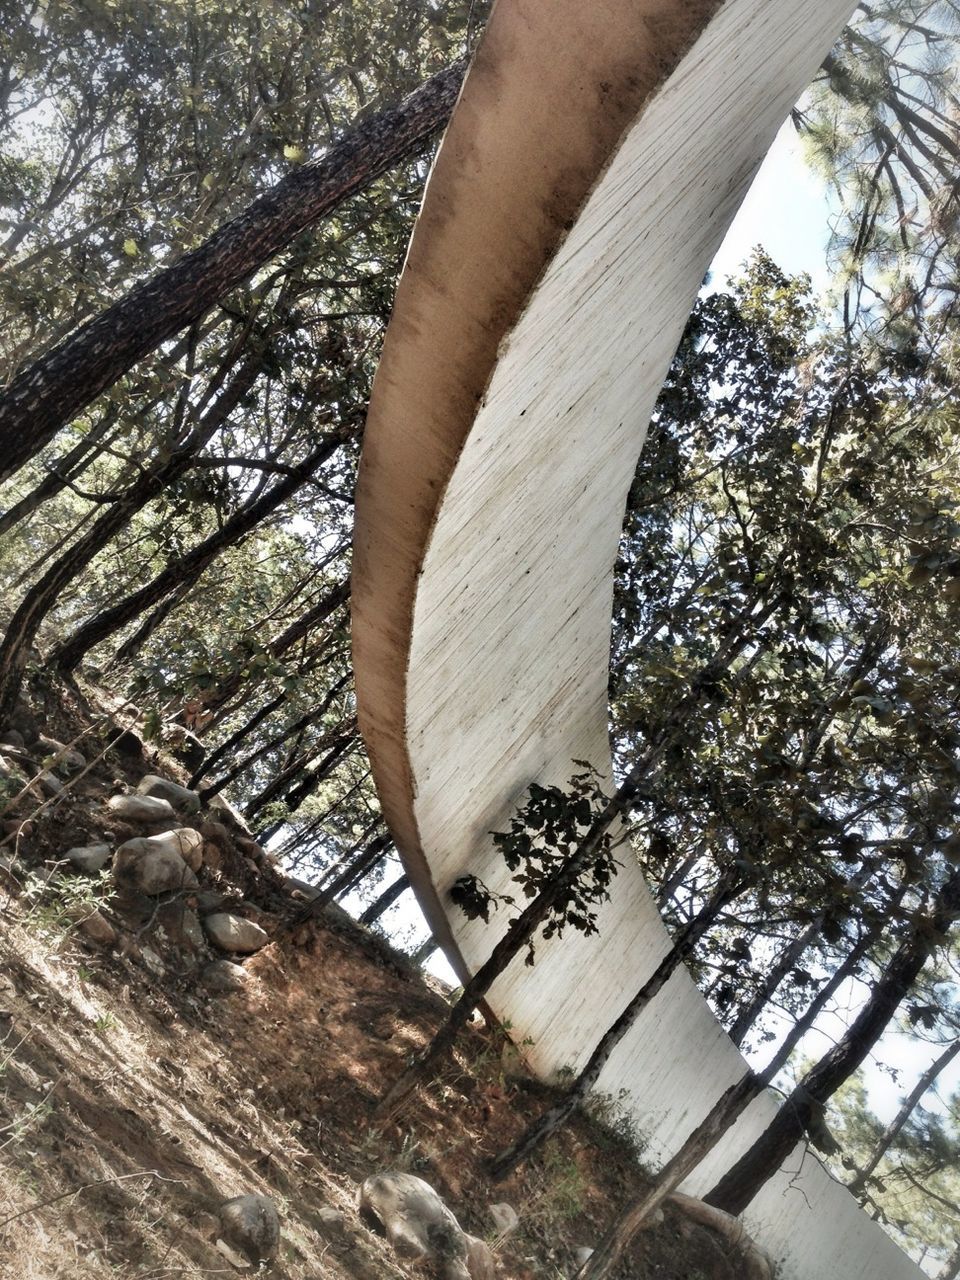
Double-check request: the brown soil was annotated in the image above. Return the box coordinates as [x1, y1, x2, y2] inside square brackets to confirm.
[0, 685, 746, 1280]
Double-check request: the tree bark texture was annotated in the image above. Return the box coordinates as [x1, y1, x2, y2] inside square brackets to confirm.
[0, 58, 466, 484]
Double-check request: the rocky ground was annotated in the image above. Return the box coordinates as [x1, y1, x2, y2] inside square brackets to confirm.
[0, 681, 757, 1280]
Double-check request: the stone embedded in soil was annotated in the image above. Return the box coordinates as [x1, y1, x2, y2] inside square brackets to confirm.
[37, 735, 86, 776]
[464, 1235, 496, 1280]
[573, 1246, 594, 1271]
[216, 1193, 280, 1265]
[68, 906, 117, 945]
[108, 793, 176, 823]
[206, 792, 251, 833]
[358, 1172, 474, 1280]
[199, 818, 232, 852]
[201, 960, 249, 993]
[203, 912, 269, 954]
[156, 901, 206, 953]
[235, 835, 266, 864]
[65, 843, 111, 874]
[488, 1202, 519, 1236]
[194, 890, 231, 915]
[38, 770, 64, 797]
[316, 1206, 350, 1239]
[113, 832, 199, 895]
[137, 773, 202, 814]
[0, 729, 25, 749]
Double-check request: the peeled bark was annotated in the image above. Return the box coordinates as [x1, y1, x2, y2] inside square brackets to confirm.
[0, 59, 466, 484]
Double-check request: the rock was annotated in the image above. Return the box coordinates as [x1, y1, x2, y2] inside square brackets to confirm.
[0, 729, 24, 749]
[153, 827, 204, 871]
[7, 700, 38, 743]
[572, 1247, 594, 1271]
[201, 960, 248, 993]
[202, 842, 223, 872]
[235, 836, 266, 864]
[69, 907, 117, 946]
[216, 1194, 280, 1265]
[203, 913, 269, 954]
[156, 902, 206, 953]
[200, 960, 248, 993]
[316, 1206, 350, 1240]
[113, 833, 199, 896]
[488, 1202, 519, 1236]
[38, 770, 64, 797]
[193, 890, 231, 915]
[37, 735, 86, 776]
[140, 945, 166, 977]
[199, 818, 232, 852]
[108, 793, 176, 823]
[165, 724, 206, 772]
[137, 773, 201, 814]
[110, 727, 144, 757]
[358, 1173, 471, 1280]
[65, 843, 111, 874]
[207, 792, 251, 834]
[464, 1235, 497, 1280]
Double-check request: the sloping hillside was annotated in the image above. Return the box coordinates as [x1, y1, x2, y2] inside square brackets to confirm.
[0, 682, 757, 1280]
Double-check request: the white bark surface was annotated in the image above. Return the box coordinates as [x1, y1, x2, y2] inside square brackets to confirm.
[353, 2, 926, 1276]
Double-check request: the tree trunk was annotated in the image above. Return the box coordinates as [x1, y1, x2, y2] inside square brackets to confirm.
[0, 355, 263, 721]
[0, 58, 466, 484]
[727, 861, 874, 1048]
[0, 408, 120, 538]
[198, 674, 351, 800]
[847, 1036, 960, 1200]
[360, 874, 411, 926]
[939, 1239, 960, 1280]
[579, 1073, 762, 1280]
[375, 596, 787, 1120]
[705, 870, 960, 1217]
[250, 726, 358, 835]
[411, 937, 438, 968]
[192, 577, 350, 718]
[50, 424, 354, 674]
[576, 886, 905, 1280]
[289, 833, 392, 923]
[488, 870, 743, 1180]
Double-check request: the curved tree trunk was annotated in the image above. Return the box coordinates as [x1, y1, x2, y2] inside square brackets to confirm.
[0, 59, 466, 485]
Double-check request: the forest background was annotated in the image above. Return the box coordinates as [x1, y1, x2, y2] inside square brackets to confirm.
[1, 0, 959, 1274]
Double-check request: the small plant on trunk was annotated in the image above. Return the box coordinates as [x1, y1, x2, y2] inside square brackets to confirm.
[451, 764, 622, 966]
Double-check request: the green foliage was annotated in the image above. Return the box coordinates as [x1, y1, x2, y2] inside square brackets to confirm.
[452, 765, 619, 963]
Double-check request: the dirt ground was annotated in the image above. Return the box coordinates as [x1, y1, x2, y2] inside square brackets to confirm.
[0, 685, 749, 1280]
